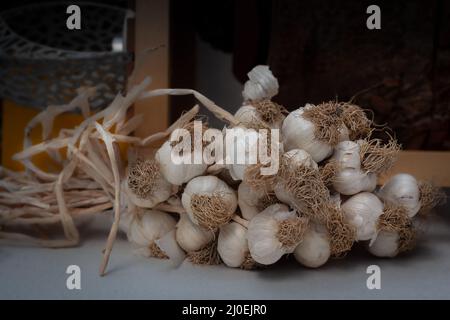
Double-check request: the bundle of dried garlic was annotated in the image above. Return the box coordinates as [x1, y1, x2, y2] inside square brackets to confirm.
[0, 64, 445, 277]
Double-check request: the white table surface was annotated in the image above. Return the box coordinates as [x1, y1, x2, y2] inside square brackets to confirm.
[1, 199, 449, 300]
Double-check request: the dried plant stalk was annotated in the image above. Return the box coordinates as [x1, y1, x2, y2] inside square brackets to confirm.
[140, 89, 239, 126]
[140, 105, 200, 146]
[95, 123, 121, 276]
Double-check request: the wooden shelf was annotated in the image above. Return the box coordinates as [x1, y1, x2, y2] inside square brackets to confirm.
[380, 150, 450, 186]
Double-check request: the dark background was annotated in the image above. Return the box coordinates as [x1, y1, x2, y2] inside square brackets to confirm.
[1, 0, 449, 151]
[174, 0, 450, 150]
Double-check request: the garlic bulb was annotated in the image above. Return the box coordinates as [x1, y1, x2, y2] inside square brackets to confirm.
[333, 168, 377, 196]
[282, 105, 349, 162]
[181, 175, 238, 229]
[274, 149, 321, 211]
[234, 102, 285, 130]
[368, 221, 416, 258]
[155, 139, 208, 186]
[238, 181, 278, 220]
[294, 223, 330, 268]
[218, 222, 252, 268]
[124, 159, 173, 208]
[369, 203, 416, 257]
[176, 213, 214, 252]
[368, 231, 399, 258]
[333, 141, 361, 170]
[127, 210, 177, 258]
[224, 126, 259, 181]
[341, 192, 384, 241]
[242, 65, 279, 102]
[247, 203, 308, 265]
[378, 173, 420, 218]
[332, 141, 377, 195]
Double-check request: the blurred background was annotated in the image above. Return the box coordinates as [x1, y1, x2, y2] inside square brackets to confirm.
[1, 0, 449, 172]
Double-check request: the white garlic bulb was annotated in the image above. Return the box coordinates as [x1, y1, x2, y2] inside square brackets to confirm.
[294, 223, 330, 268]
[282, 105, 349, 162]
[238, 181, 269, 220]
[181, 175, 238, 229]
[274, 149, 318, 210]
[368, 230, 399, 258]
[217, 222, 249, 268]
[127, 209, 177, 257]
[378, 173, 421, 218]
[124, 159, 173, 208]
[235, 105, 262, 125]
[176, 213, 214, 252]
[341, 192, 384, 241]
[224, 126, 259, 181]
[242, 65, 279, 102]
[234, 103, 285, 130]
[333, 168, 377, 196]
[247, 203, 308, 265]
[155, 139, 208, 186]
[332, 141, 377, 195]
[333, 141, 361, 170]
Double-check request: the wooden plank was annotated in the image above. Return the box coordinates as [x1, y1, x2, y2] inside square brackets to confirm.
[133, 0, 169, 139]
[381, 151, 450, 186]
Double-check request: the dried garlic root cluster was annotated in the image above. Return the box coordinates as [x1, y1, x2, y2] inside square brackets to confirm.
[0, 66, 445, 276]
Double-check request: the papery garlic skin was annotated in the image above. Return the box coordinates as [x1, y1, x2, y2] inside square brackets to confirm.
[282, 106, 349, 162]
[378, 173, 421, 218]
[333, 141, 361, 170]
[242, 65, 279, 102]
[234, 105, 284, 130]
[155, 140, 208, 186]
[285, 148, 319, 169]
[238, 181, 268, 220]
[332, 141, 377, 196]
[294, 224, 330, 268]
[247, 203, 296, 265]
[274, 149, 318, 209]
[341, 192, 384, 241]
[368, 230, 399, 258]
[127, 210, 177, 257]
[218, 222, 249, 268]
[224, 126, 259, 181]
[181, 175, 238, 226]
[176, 214, 214, 252]
[124, 171, 173, 208]
[333, 168, 377, 195]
